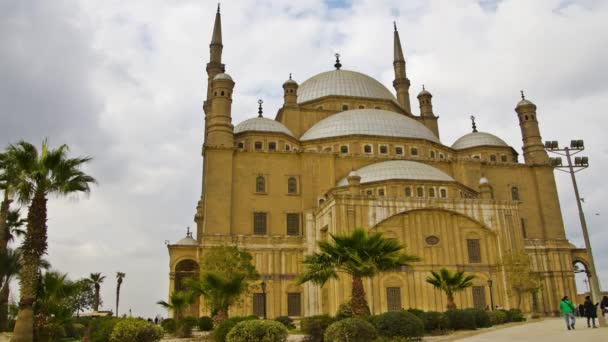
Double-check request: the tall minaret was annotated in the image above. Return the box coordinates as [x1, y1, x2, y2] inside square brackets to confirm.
[206, 4, 224, 103]
[515, 91, 549, 164]
[392, 22, 412, 114]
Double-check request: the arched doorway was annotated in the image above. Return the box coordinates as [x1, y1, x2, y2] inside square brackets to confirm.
[174, 259, 200, 317]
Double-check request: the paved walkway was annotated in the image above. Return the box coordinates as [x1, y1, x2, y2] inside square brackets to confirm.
[454, 318, 608, 342]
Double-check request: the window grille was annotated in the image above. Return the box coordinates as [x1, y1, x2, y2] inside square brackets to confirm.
[287, 293, 301, 316]
[286, 213, 299, 236]
[254, 213, 267, 235]
[386, 287, 402, 312]
[256, 176, 266, 193]
[253, 293, 265, 316]
[287, 177, 297, 194]
[467, 239, 481, 263]
[472, 286, 486, 309]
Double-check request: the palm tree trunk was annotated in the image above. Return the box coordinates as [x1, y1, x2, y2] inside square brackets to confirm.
[213, 309, 227, 325]
[0, 281, 9, 331]
[116, 283, 121, 317]
[350, 275, 369, 316]
[11, 193, 47, 342]
[0, 194, 11, 254]
[446, 293, 457, 310]
[94, 285, 100, 311]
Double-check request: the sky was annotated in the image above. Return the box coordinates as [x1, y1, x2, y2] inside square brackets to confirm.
[1, 0, 608, 318]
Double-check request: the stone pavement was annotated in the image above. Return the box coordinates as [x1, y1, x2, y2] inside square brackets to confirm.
[454, 318, 608, 342]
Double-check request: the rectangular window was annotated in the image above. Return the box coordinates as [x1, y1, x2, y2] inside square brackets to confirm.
[521, 218, 527, 238]
[253, 293, 265, 317]
[386, 287, 402, 312]
[254, 212, 267, 235]
[467, 239, 481, 263]
[472, 286, 486, 309]
[417, 187, 424, 198]
[411, 147, 418, 156]
[287, 293, 302, 316]
[501, 155, 508, 162]
[286, 213, 299, 236]
[268, 142, 277, 151]
[378, 189, 385, 196]
[395, 147, 403, 155]
[254, 141, 263, 150]
[490, 155, 497, 162]
[379, 145, 388, 154]
[405, 187, 412, 197]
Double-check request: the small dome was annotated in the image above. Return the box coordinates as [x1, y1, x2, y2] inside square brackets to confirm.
[175, 236, 197, 246]
[451, 132, 509, 150]
[214, 73, 233, 81]
[417, 88, 432, 97]
[301, 109, 440, 143]
[337, 160, 454, 186]
[348, 170, 359, 178]
[479, 177, 489, 185]
[234, 117, 295, 137]
[297, 70, 397, 104]
[516, 98, 535, 107]
[283, 79, 298, 87]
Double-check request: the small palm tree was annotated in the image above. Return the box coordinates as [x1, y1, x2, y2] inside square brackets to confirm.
[426, 268, 476, 310]
[298, 228, 420, 315]
[86, 273, 105, 312]
[8, 140, 95, 342]
[115, 272, 126, 317]
[0, 248, 21, 331]
[157, 290, 195, 337]
[187, 272, 247, 325]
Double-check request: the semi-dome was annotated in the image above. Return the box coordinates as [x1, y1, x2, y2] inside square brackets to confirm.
[175, 236, 198, 246]
[213, 73, 233, 81]
[451, 132, 509, 150]
[337, 160, 454, 186]
[300, 109, 440, 143]
[234, 117, 295, 137]
[297, 70, 397, 104]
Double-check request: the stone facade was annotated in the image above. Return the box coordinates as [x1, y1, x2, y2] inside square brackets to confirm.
[167, 8, 584, 319]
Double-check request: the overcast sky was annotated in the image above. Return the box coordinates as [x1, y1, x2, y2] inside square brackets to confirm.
[1, 0, 607, 318]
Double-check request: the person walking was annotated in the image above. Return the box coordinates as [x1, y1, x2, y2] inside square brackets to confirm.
[560, 295, 576, 330]
[601, 296, 608, 320]
[583, 295, 599, 328]
[578, 303, 585, 317]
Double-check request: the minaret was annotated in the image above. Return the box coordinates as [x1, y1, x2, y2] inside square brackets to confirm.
[206, 4, 224, 102]
[282, 73, 298, 107]
[515, 91, 549, 164]
[417, 85, 439, 138]
[207, 72, 235, 147]
[392, 22, 412, 114]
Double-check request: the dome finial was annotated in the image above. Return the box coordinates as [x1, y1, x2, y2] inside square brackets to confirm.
[217, 3, 220, 13]
[520, 90, 525, 100]
[289, 73, 292, 80]
[393, 21, 397, 32]
[470, 115, 478, 133]
[334, 53, 342, 70]
[186, 226, 192, 238]
[258, 99, 264, 117]
[422, 84, 425, 91]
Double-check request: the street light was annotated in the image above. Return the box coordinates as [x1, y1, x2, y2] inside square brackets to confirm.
[260, 281, 267, 320]
[545, 139, 605, 327]
[487, 279, 495, 311]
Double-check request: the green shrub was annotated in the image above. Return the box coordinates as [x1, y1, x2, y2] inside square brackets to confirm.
[226, 320, 288, 342]
[506, 309, 525, 322]
[374, 311, 423, 339]
[64, 323, 86, 339]
[214, 316, 258, 342]
[301, 315, 336, 342]
[274, 316, 296, 330]
[160, 318, 176, 333]
[336, 302, 354, 320]
[422, 311, 449, 333]
[90, 317, 122, 342]
[488, 310, 507, 325]
[198, 316, 214, 331]
[38, 322, 66, 341]
[445, 309, 476, 330]
[464, 308, 491, 328]
[182, 316, 198, 327]
[406, 308, 425, 321]
[324, 318, 377, 342]
[109, 318, 163, 342]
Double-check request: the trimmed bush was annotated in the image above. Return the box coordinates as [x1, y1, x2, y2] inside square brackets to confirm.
[488, 310, 507, 325]
[301, 315, 336, 342]
[274, 316, 296, 330]
[90, 317, 122, 342]
[336, 302, 355, 320]
[226, 319, 288, 342]
[324, 318, 377, 342]
[160, 318, 176, 333]
[214, 316, 258, 342]
[445, 309, 476, 330]
[198, 316, 214, 331]
[109, 318, 163, 342]
[506, 309, 525, 322]
[374, 311, 424, 339]
[464, 308, 491, 328]
[65, 323, 86, 339]
[422, 311, 449, 333]
[406, 308, 426, 321]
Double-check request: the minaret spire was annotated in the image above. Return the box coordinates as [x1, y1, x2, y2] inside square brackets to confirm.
[392, 22, 412, 114]
[470, 115, 478, 133]
[206, 3, 225, 103]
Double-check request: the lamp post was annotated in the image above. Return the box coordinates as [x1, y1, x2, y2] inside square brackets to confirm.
[545, 139, 605, 327]
[487, 279, 495, 311]
[260, 281, 267, 320]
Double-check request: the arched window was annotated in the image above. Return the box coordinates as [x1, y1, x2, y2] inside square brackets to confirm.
[287, 177, 297, 194]
[417, 187, 424, 197]
[411, 147, 418, 156]
[342, 104, 349, 110]
[340, 145, 348, 154]
[511, 186, 520, 201]
[429, 188, 435, 197]
[379, 145, 388, 154]
[440, 188, 447, 198]
[430, 151, 436, 159]
[256, 176, 266, 193]
[405, 187, 412, 197]
[364, 145, 372, 154]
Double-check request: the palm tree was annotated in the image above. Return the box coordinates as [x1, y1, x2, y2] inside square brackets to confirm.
[187, 272, 247, 325]
[85, 273, 105, 312]
[157, 291, 195, 337]
[298, 228, 420, 315]
[8, 140, 95, 342]
[0, 151, 19, 254]
[0, 248, 21, 331]
[115, 272, 125, 317]
[426, 268, 476, 310]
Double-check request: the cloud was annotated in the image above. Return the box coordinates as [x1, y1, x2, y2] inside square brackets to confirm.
[2, 0, 607, 317]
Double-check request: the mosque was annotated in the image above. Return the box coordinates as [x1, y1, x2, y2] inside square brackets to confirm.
[167, 6, 589, 319]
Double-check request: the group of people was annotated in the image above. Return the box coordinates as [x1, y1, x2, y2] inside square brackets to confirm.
[560, 295, 608, 330]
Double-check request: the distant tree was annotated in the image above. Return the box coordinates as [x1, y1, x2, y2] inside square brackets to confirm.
[298, 228, 420, 315]
[501, 250, 542, 310]
[115, 272, 126, 317]
[65, 280, 96, 316]
[85, 273, 106, 311]
[426, 268, 476, 310]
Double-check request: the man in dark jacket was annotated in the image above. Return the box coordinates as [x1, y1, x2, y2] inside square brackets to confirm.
[583, 295, 598, 328]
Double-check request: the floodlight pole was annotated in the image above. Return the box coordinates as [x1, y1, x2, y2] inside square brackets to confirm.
[549, 145, 605, 327]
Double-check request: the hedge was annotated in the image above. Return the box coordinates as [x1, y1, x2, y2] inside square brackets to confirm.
[226, 320, 288, 342]
[324, 318, 377, 342]
[374, 311, 424, 339]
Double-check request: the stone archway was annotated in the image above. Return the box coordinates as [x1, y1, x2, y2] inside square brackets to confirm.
[174, 259, 200, 317]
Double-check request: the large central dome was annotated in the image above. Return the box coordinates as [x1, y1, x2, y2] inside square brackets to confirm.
[300, 109, 440, 143]
[297, 70, 397, 104]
